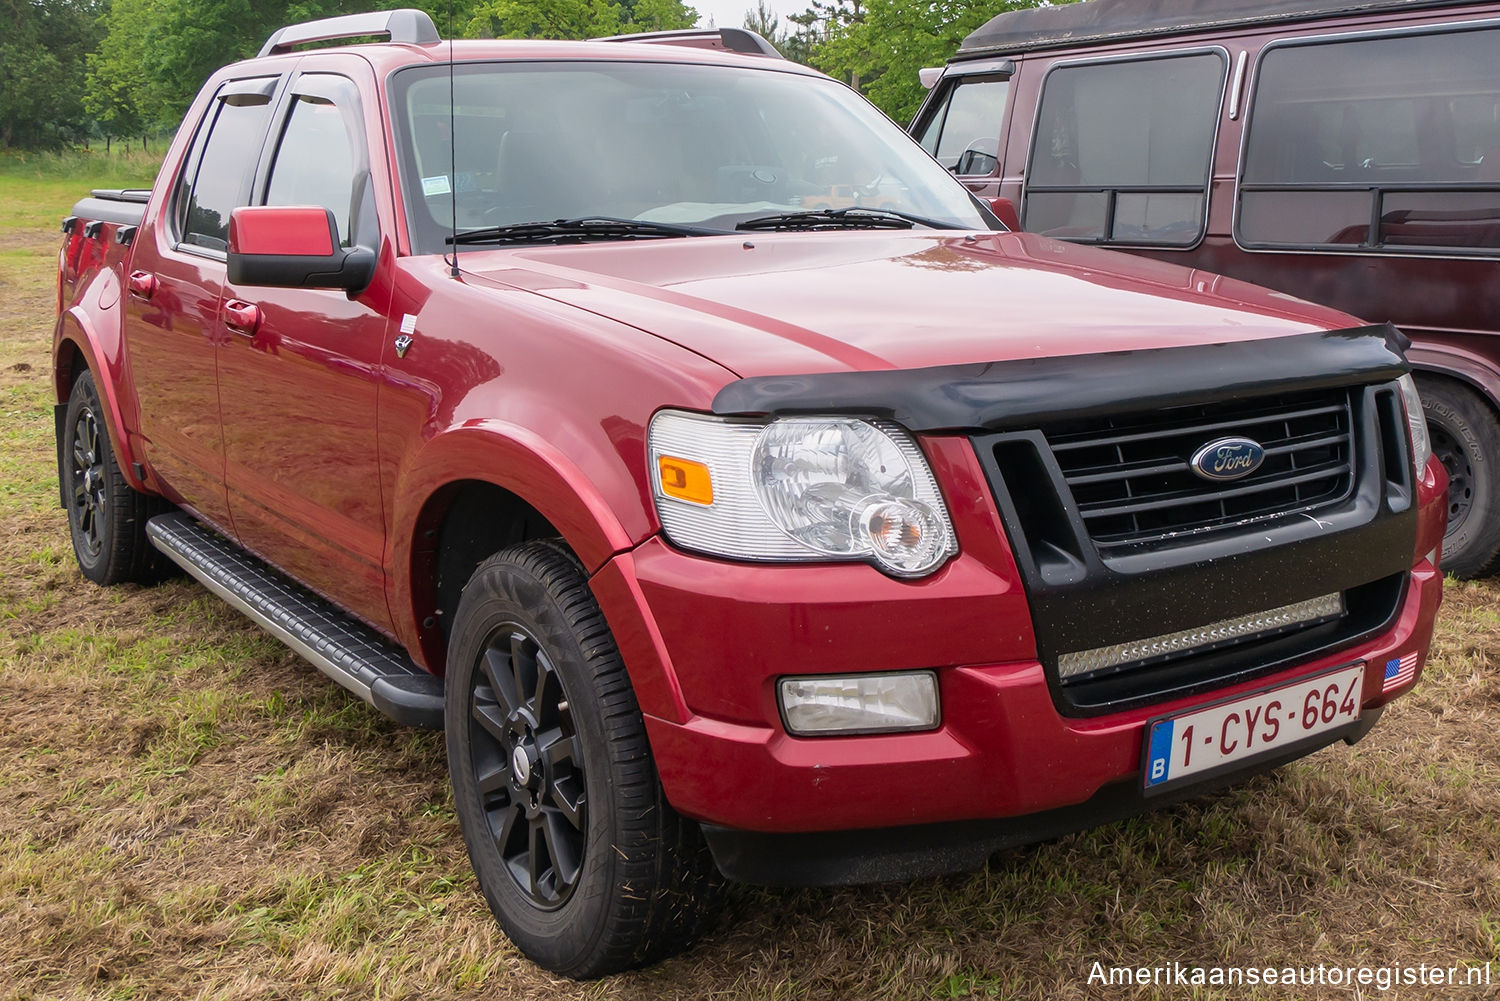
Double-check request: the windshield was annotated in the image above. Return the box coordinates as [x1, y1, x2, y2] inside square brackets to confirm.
[391, 59, 990, 252]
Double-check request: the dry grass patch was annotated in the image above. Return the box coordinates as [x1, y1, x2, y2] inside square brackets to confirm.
[1, 172, 1497, 1001]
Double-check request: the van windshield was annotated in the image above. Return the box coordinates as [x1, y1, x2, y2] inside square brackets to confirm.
[391, 60, 990, 252]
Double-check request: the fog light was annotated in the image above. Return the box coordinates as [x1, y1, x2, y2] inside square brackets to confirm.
[778, 672, 939, 736]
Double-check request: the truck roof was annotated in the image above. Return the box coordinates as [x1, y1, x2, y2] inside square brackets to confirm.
[956, 0, 1492, 57]
[251, 9, 790, 72]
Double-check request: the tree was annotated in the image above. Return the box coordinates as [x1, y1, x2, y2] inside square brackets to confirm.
[742, 0, 789, 54]
[809, 0, 1066, 124]
[465, 0, 693, 37]
[0, 0, 100, 148]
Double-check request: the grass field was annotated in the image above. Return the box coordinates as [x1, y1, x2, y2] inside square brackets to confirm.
[2, 154, 1498, 1000]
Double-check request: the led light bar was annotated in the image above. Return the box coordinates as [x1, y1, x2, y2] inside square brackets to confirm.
[1057, 592, 1345, 681]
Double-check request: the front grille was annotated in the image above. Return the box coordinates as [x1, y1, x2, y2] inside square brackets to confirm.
[1043, 389, 1355, 551]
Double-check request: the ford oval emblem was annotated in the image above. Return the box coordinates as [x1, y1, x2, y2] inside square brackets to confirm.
[1190, 437, 1265, 482]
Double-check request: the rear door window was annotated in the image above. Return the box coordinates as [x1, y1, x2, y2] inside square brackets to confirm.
[1024, 51, 1226, 247]
[1239, 25, 1500, 255]
[178, 81, 275, 254]
[916, 76, 1011, 175]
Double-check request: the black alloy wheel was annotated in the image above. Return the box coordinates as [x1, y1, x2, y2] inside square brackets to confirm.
[69, 404, 108, 563]
[467, 625, 587, 908]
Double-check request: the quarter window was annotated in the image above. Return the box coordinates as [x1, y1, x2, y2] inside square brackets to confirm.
[1239, 26, 1500, 254]
[1024, 52, 1226, 247]
[917, 77, 1011, 174]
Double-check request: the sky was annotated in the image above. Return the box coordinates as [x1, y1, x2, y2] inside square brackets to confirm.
[693, 0, 803, 32]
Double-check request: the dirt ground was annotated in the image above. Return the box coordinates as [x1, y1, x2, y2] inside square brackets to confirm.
[2, 175, 1497, 1001]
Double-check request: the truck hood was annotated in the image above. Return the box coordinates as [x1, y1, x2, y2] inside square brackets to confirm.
[458, 230, 1360, 378]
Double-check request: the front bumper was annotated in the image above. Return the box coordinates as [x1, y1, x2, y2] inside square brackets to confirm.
[590, 437, 1445, 878]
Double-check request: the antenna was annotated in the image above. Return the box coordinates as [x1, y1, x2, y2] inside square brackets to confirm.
[446, 0, 459, 278]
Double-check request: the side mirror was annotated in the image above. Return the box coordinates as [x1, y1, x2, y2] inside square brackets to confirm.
[954, 137, 1000, 177]
[989, 196, 1021, 232]
[227, 205, 375, 292]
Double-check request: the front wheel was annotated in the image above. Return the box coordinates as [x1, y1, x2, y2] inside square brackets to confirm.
[1418, 374, 1500, 577]
[445, 541, 721, 977]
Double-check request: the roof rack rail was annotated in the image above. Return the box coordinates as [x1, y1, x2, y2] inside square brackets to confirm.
[592, 26, 782, 58]
[258, 9, 440, 58]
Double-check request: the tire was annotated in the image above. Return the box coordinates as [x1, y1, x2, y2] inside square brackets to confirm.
[445, 540, 722, 978]
[1417, 374, 1500, 577]
[62, 369, 173, 585]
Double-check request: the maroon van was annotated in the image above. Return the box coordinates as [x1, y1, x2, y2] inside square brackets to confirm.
[913, 0, 1500, 575]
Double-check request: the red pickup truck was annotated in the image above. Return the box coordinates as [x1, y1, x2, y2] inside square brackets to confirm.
[53, 10, 1446, 978]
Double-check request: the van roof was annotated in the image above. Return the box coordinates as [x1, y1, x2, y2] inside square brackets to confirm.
[957, 0, 1488, 57]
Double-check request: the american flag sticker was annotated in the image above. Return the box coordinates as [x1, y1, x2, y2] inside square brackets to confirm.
[1383, 652, 1420, 692]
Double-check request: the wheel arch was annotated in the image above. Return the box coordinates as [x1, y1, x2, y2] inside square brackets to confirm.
[1408, 345, 1500, 412]
[53, 303, 147, 493]
[390, 421, 651, 677]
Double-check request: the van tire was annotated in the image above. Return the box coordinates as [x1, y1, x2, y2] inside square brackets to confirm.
[1417, 375, 1500, 578]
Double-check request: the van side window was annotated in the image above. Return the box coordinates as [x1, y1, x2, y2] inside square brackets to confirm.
[265, 76, 364, 247]
[917, 77, 1010, 174]
[1240, 26, 1500, 255]
[1024, 52, 1225, 247]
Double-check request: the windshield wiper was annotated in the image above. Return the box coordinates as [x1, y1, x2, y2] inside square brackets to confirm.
[447, 216, 722, 245]
[735, 207, 962, 232]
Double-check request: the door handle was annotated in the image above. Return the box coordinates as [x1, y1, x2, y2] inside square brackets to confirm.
[222, 299, 261, 336]
[127, 270, 159, 300]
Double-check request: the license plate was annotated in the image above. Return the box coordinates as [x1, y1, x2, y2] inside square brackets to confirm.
[1142, 663, 1365, 793]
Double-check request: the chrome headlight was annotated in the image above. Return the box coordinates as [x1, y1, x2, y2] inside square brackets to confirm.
[649, 410, 957, 578]
[1398, 374, 1431, 473]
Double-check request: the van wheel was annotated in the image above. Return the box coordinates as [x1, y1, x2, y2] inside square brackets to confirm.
[445, 540, 722, 978]
[1417, 375, 1500, 577]
[62, 369, 172, 585]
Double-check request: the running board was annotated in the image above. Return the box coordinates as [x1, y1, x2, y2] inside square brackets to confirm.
[146, 512, 444, 730]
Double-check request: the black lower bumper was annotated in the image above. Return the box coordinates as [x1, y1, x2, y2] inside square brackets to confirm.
[701, 705, 1383, 887]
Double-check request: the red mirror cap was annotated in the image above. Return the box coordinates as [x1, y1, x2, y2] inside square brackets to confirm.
[988, 196, 1021, 232]
[228, 205, 336, 257]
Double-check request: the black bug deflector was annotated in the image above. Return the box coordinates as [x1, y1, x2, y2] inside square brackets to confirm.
[712, 324, 1419, 717]
[711, 323, 1409, 431]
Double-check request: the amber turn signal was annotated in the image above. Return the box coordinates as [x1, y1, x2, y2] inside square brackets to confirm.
[657, 455, 714, 505]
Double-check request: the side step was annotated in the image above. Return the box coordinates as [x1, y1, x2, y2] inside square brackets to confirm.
[146, 512, 444, 730]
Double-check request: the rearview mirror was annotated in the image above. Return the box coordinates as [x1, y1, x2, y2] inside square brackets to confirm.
[227, 205, 375, 292]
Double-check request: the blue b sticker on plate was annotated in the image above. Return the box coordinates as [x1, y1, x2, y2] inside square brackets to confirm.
[1144, 719, 1175, 788]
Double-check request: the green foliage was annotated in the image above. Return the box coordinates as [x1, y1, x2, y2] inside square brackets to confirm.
[0, 0, 102, 148]
[71, 0, 697, 147]
[799, 0, 1067, 124]
[466, 0, 621, 38]
[735, 0, 1079, 126]
[465, 0, 694, 39]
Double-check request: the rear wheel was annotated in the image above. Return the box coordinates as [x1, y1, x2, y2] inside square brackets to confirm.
[62, 369, 172, 585]
[1417, 374, 1500, 577]
[445, 540, 721, 977]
